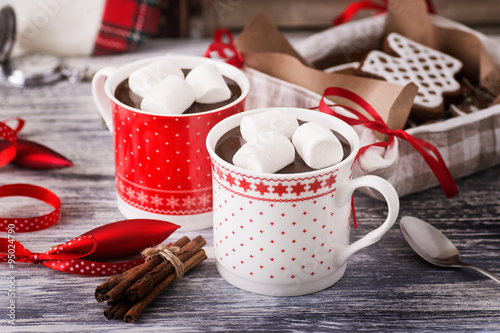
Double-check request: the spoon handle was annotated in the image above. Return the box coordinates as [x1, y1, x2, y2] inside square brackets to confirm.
[461, 262, 500, 284]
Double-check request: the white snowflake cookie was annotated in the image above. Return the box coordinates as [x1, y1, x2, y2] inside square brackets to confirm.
[359, 33, 463, 121]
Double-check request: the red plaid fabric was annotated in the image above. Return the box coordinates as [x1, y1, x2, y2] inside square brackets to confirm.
[93, 0, 161, 55]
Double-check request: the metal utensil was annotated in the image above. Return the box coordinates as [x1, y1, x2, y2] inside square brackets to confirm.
[400, 216, 500, 283]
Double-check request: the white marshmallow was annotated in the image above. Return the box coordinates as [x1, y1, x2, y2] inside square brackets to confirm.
[292, 122, 343, 169]
[240, 109, 299, 142]
[129, 58, 184, 98]
[141, 75, 195, 115]
[185, 63, 231, 104]
[233, 131, 295, 173]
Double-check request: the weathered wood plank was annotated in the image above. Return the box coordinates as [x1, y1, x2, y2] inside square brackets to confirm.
[0, 38, 499, 332]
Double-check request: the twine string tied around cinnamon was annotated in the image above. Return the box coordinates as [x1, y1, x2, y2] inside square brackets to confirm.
[142, 244, 184, 284]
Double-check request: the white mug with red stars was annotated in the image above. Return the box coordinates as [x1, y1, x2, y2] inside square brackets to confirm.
[92, 55, 249, 231]
[206, 108, 400, 296]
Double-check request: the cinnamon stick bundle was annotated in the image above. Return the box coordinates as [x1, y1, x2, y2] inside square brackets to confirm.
[125, 249, 207, 323]
[95, 264, 144, 302]
[102, 236, 191, 304]
[95, 235, 207, 322]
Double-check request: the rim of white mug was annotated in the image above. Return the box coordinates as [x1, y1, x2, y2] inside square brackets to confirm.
[206, 107, 361, 180]
[103, 54, 250, 117]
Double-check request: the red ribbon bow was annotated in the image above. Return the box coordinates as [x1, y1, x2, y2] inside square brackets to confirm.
[204, 28, 244, 68]
[0, 219, 180, 276]
[1, 235, 97, 265]
[332, 0, 437, 26]
[0, 117, 73, 169]
[318, 87, 458, 198]
[1, 235, 145, 276]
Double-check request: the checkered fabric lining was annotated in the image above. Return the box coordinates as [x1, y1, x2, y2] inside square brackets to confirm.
[93, 0, 161, 55]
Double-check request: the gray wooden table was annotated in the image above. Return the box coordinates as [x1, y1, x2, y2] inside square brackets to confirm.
[0, 38, 499, 332]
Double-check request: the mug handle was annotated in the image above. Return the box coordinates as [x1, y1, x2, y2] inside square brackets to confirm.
[333, 175, 399, 267]
[91, 66, 117, 133]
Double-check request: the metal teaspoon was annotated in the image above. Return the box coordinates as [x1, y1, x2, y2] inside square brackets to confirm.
[400, 216, 500, 284]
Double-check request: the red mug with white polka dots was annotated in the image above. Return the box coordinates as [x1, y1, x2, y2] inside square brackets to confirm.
[92, 55, 249, 231]
[206, 107, 400, 296]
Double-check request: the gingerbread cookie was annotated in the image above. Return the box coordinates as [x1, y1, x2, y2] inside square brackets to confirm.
[359, 32, 463, 122]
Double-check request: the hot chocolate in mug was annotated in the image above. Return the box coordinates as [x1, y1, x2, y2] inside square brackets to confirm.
[92, 55, 250, 231]
[206, 107, 399, 296]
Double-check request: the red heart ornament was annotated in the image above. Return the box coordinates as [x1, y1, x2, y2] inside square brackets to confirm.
[0, 219, 181, 275]
[0, 118, 74, 170]
[79, 219, 180, 260]
[44, 219, 181, 261]
[11, 139, 74, 169]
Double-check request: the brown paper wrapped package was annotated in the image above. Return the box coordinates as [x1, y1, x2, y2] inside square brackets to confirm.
[232, 2, 500, 198]
[236, 11, 418, 134]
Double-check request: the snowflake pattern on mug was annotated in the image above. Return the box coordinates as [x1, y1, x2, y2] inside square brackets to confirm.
[112, 105, 242, 215]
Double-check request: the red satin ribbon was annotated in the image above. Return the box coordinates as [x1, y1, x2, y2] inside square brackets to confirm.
[0, 120, 170, 275]
[3, 117, 25, 133]
[0, 214, 180, 276]
[0, 235, 145, 276]
[318, 87, 458, 198]
[204, 28, 243, 68]
[0, 236, 97, 263]
[333, 0, 386, 26]
[0, 183, 61, 232]
[333, 0, 437, 26]
[0, 182, 179, 275]
[0, 118, 24, 167]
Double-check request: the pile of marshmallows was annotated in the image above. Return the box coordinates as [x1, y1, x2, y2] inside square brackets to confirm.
[233, 109, 344, 173]
[128, 58, 232, 114]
